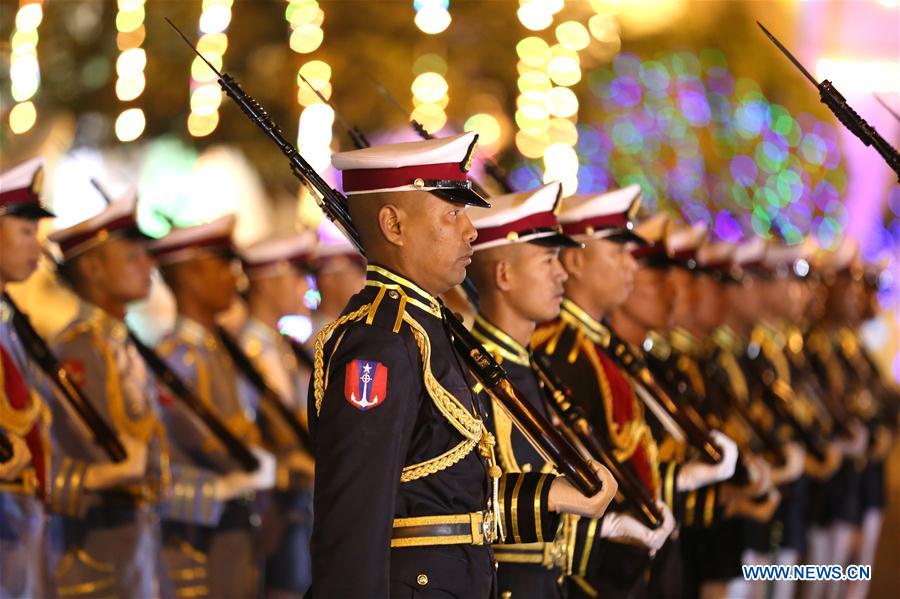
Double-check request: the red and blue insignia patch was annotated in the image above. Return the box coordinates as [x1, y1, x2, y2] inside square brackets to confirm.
[344, 359, 388, 411]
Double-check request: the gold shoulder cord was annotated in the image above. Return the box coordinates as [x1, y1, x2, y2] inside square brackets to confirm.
[313, 302, 493, 485]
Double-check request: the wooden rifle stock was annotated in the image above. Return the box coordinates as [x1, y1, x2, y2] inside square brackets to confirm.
[214, 327, 313, 455]
[127, 331, 259, 472]
[3, 293, 126, 462]
[531, 355, 663, 528]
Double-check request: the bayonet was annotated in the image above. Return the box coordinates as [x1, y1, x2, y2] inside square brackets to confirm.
[757, 21, 900, 179]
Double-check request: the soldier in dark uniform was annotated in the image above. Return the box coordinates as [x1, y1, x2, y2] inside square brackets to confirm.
[308, 230, 366, 341]
[239, 232, 319, 599]
[466, 181, 617, 598]
[152, 216, 277, 599]
[310, 132, 613, 597]
[532, 186, 679, 599]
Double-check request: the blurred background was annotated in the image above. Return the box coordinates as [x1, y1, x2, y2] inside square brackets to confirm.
[0, 0, 897, 360]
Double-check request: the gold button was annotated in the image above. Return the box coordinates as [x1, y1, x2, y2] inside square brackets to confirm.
[388, 290, 400, 300]
[522, 463, 532, 473]
[413, 178, 425, 188]
[416, 574, 428, 586]
[501, 592, 512, 599]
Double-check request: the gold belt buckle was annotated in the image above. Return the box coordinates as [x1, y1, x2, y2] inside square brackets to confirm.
[473, 510, 495, 545]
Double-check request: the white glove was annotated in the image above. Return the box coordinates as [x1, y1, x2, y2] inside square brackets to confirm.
[84, 435, 148, 491]
[215, 446, 277, 501]
[834, 420, 869, 458]
[676, 430, 739, 491]
[548, 460, 619, 519]
[600, 501, 675, 556]
[0, 434, 32, 481]
[770, 442, 806, 485]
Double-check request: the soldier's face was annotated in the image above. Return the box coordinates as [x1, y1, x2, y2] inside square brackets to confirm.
[316, 258, 366, 310]
[501, 244, 567, 323]
[693, 274, 724, 333]
[0, 215, 41, 285]
[256, 267, 311, 317]
[622, 265, 674, 331]
[403, 194, 476, 295]
[570, 238, 636, 310]
[668, 268, 694, 328]
[185, 253, 238, 314]
[93, 238, 154, 303]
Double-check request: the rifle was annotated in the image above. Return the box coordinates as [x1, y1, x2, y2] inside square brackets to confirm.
[743, 352, 828, 461]
[3, 293, 126, 462]
[127, 331, 259, 471]
[758, 22, 900, 180]
[531, 355, 663, 528]
[603, 325, 722, 463]
[166, 19, 602, 497]
[214, 326, 313, 454]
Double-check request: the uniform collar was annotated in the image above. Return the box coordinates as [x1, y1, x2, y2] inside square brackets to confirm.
[364, 264, 442, 319]
[174, 316, 218, 350]
[670, 326, 702, 356]
[78, 300, 128, 341]
[471, 313, 530, 366]
[642, 330, 672, 360]
[0, 296, 11, 324]
[559, 297, 611, 346]
[712, 324, 743, 353]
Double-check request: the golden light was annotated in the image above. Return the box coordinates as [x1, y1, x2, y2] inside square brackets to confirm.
[11, 72, 40, 103]
[545, 86, 579, 118]
[191, 54, 224, 82]
[515, 109, 551, 135]
[118, 0, 145, 11]
[288, 2, 320, 26]
[515, 130, 550, 159]
[116, 8, 145, 33]
[516, 37, 551, 68]
[117, 26, 146, 51]
[289, 24, 324, 53]
[411, 103, 448, 133]
[518, 71, 552, 94]
[816, 58, 900, 94]
[413, 53, 448, 76]
[548, 46, 581, 86]
[116, 48, 147, 77]
[299, 60, 332, 87]
[199, 4, 233, 34]
[547, 117, 579, 146]
[190, 83, 224, 115]
[556, 21, 590, 51]
[11, 29, 39, 52]
[197, 32, 229, 55]
[415, 5, 452, 35]
[517, 1, 554, 31]
[297, 82, 333, 107]
[188, 111, 220, 137]
[543, 143, 579, 196]
[298, 103, 335, 173]
[589, 14, 620, 42]
[464, 113, 502, 147]
[115, 108, 146, 142]
[411, 72, 449, 104]
[116, 74, 146, 101]
[9, 102, 36, 135]
[15, 3, 43, 31]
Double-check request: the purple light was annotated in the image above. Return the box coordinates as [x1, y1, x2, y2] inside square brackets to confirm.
[609, 76, 642, 107]
[639, 60, 671, 92]
[707, 66, 735, 96]
[800, 132, 827, 165]
[677, 81, 711, 126]
[714, 209, 744, 242]
[730, 154, 757, 186]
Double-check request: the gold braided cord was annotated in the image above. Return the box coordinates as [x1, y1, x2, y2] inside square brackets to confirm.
[313, 304, 373, 416]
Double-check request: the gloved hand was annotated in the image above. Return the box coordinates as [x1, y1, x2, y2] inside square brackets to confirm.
[0, 433, 32, 481]
[600, 501, 675, 556]
[215, 446, 277, 501]
[770, 442, 806, 485]
[548, 460, 618, 519]
[84, 435, 148, 491]
[676, 430, 739, 491]
[743, 453, 773, 497]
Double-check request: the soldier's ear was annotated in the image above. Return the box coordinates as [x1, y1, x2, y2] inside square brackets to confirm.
[377, 204, 404, 247]
[559, 247, 582, 280]
[495, 258, 512, 292]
